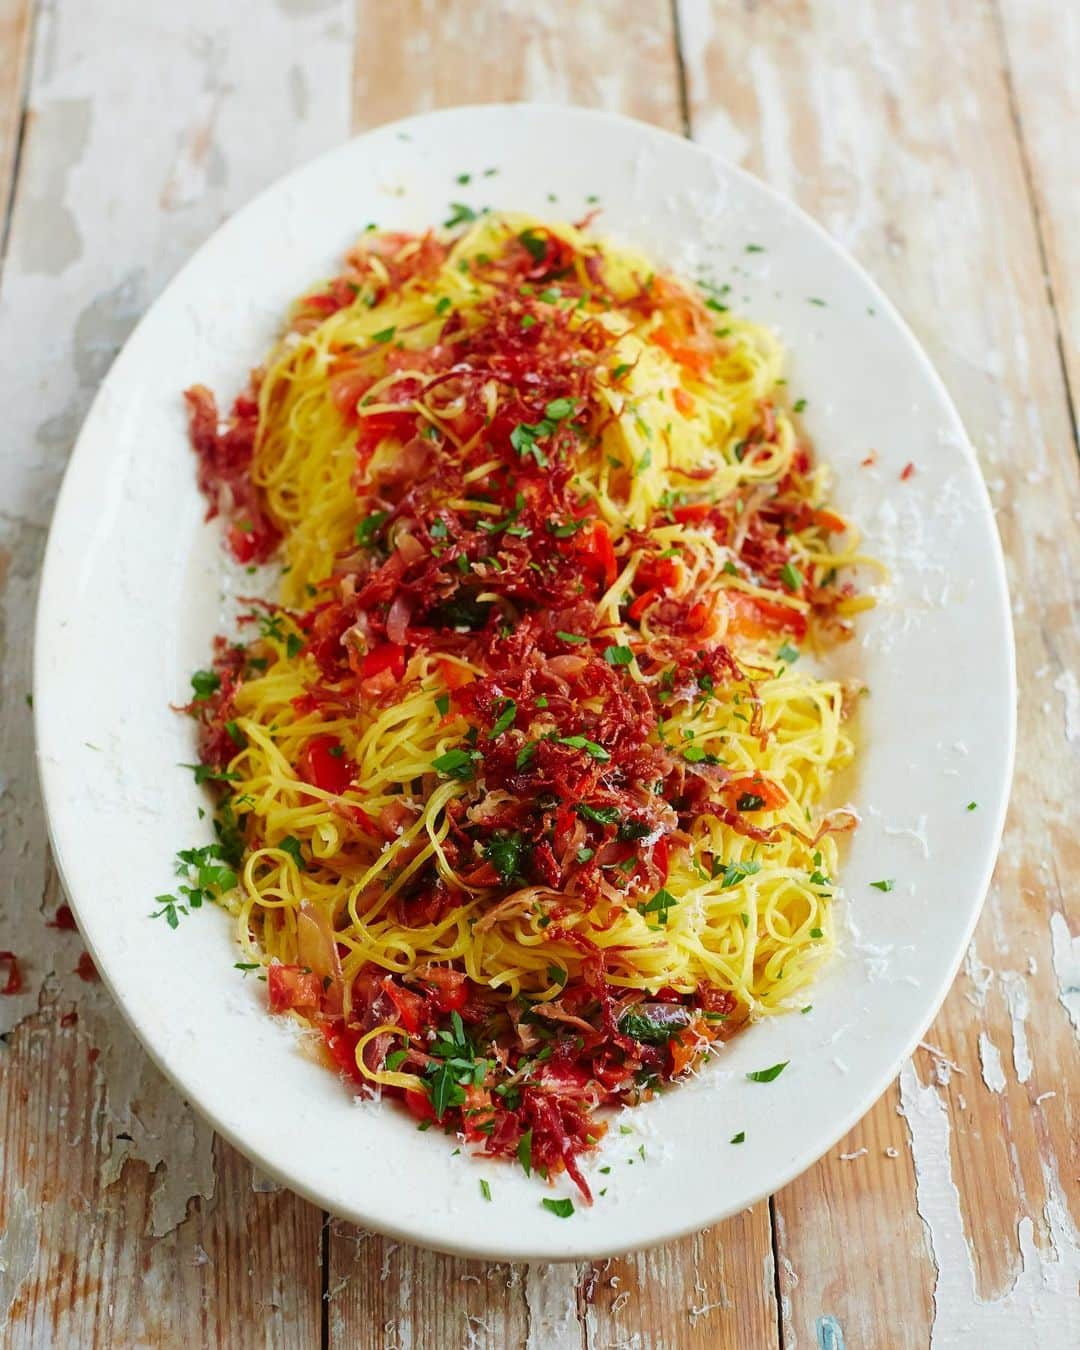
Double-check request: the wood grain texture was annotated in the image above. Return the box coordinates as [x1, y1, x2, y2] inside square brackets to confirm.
[997, 0, 1080, 420]
[680, 0, 1080, 1344]
[0, 1005, 322, 1348]
[351, 0, 684, 134]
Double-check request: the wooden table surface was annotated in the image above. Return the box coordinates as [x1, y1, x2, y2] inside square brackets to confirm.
[1, 2, 1077, 1346]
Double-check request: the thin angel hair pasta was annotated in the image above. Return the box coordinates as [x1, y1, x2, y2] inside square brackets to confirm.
[179, 211, 872, 1199]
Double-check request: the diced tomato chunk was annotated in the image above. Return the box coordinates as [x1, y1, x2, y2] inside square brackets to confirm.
[404, 1088, 436, 1122]
[381, 977, 426, 1034]
[672, 502, 712, 524]
[635, 557, 679, 591]
[361, 643, 407, 681]
[724, 591, 807, 641]
[670, 1032, 699, 1077]
[436, 656, 474, 690]
[575, 521, 617, 590]
[321, 1020, 364, 1086]
[813, 508, 847, 534]
[420, 967, 469, 1012]
[726, 774, 787, 811]
[628, 587, 660, 621]
[672, 387, 696, 416]
[652, 330, 715, 378]
[299, 734, 353, 795]
[268, 963, 323, 1012]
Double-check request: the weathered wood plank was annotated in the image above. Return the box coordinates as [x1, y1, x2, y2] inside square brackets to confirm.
[583, 1206, 777, 1349]
[0, 1, 356, 1344]
[0, 0, 31, 244]
[679, 0, 1080, 1344]
[997, 0, 1080, 418]
[351, 0, 684, 134]
[0, 1006, 323, 1347]
[337, 5, 778, 1347]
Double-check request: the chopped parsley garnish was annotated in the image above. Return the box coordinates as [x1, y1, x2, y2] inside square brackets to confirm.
[870, 878, 895, 892]
[515, 742, 538, 770]
[435, 295, 452, 315]
[617, 819, 650, 841]
[780, 561, 804, 591]
[484, 832, 524, 883]
[181, 762, 240, 787]
[575, 803, 620, 825]
[746, 1061, 789, 1083]
[480, 1179, 492, 1202]
[517, 1129, 533, 1176]
[151, 844, 238, 929]
[547, 964, 568, 986]
[736, 793, 766, 812]
[510, 420, 550, 466]
[510, 398, 576, 466]
[619, 1007, 686, 1044]
[555, 630, 587, 645]
[372, 326, 396, 343]
[638, 887, 677, 924]
[809, 927, 823, 939]
[190, 669, 220, 701]
[277, 835, 307, 871]
[541, 1197, 574, 1218]
[518, 229, 547, 261]
[490, 699, 517, 737]
[716, 859, 761, 888]
[793, 398, 807, 413]
[966, 801, 978, 811]
[604, 644, 634, 666]
[776, 642, 800, 665]
[558, 734, 610, 762]
[683, 745, 720, 765]
[432, 747, 478, 781]
[355, 510, 389, 547]
[444, 202, 478, 228]
[550, 517, 591, 538]
[434, 694, 450, 717]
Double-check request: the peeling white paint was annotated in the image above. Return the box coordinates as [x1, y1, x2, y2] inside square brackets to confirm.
[1000, 972, 1033, 1084]
[899, 1060, 1080, 1346]
[977, 1033, 1006, 1094]
[1049, 912, 1080, 1040]
[1052, 669, 1079, 741]
[524, 1263, 582, 1350]
[0, 1187, 39, 1330]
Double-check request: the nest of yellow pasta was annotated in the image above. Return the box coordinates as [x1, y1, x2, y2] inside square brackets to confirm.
[179, 212, 871, 1199]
